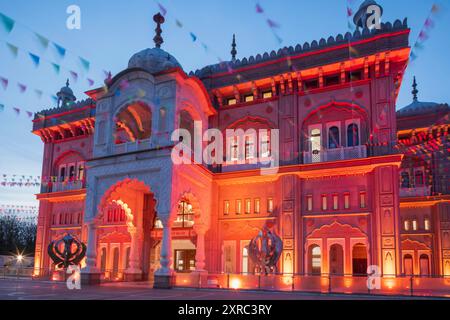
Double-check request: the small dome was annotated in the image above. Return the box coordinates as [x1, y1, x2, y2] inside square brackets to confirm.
[128, 47, 181, 74]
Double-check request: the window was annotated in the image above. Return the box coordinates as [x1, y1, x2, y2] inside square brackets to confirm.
[236, 200, 242, 215]
[77, 163, 85, 181]
[230, 136, 239, 161]
[68, 165, 76, 180]
[415, 170, 424, 187]
[321, 195, 328, 211]
[333, 194, 339, 210]
[424, 217, 431, 231]
[328, 126, 340, 149]
[304, 79, 319, 90]
[262, 91, 273, 99]
[59, 166, 66, 182]
[404, 220, 410, 231]
[401, 172, 410, 188]
[307, 195, 313, 212]
[254, 198, 260, 214]
[412, 219, 418, 231]
[310, 128, 321, 163]
[242, 245, 249, 274]
[344, 193, 350, 209]
[260, 131, 271, 158]
[245, 135, 256, 160]
[227, 98, 237, 106]
[245, 199, 251, 214]
[360, 192, 366, 209]
[174, 200, 194, 228]
[244, 94, 254, 103]
[347, 124, 360, 147]
[267, 198, 274, 213]
[310, 245, 321, 275]
[325, 75, 340, 86]
[223, 201, 230, 215]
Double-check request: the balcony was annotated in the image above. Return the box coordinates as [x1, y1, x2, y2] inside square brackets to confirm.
[303, 145, 367, 164]
[400, 186, 432, 198]
[51, 180, 85, 193]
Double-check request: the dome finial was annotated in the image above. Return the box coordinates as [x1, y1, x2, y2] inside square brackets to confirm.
[66, 78, 70, 87]
[412, 76, 418, 101]
[231, 34, 237, 61]
[153, 12, 165, 48]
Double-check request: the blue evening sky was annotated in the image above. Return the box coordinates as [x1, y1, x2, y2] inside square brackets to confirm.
[0, 0, 449, 208]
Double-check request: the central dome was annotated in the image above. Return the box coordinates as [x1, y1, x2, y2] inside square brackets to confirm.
[128, 47, 182, 74]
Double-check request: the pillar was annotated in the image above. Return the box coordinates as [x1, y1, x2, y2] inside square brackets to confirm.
[154, 214, 175, 288]
[81, 221, 101, 285]
[194, 225, 207, 272]
[125, 226, 143, 281]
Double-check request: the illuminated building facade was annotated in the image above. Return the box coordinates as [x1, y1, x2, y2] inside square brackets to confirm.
[31, 3, 450, 288]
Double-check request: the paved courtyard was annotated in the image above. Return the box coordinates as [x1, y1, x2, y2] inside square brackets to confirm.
[0, 278, 445, 300]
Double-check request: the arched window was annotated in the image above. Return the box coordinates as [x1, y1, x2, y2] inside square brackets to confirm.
[328, 126, 340, 149]
[415, 170, 424, 187]
[114, 102, 152, 144]
[424, 217, 431, 231]
[309, 245, 322, 275]
[174, 199, 194, 228]
[347, 123, 360, 147]
[401, 172, 410, 188]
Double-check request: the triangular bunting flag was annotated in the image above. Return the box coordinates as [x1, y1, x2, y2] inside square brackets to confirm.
[256, 3, 264, 13]
[6, 43, 18, 57]
[34, 89, 43, 98]
[26, 111, 33, 118]
[158, 3, 167, 16]
[0, 13, 15, 33]
[267, 19, 280, 29]
[0, 77, 8, 90]
[87, 78, 94, 86]
[34, 33, 49, 49]
[51, 63, 60, 75]
[17, 83, 27, 93]
[175, 20, 183, 28]
[70, 71, 78, 82]
[190, 32, 197, 42]
[0, 104, 4, 112]
[13, 107, 20, 115]
[53, 42, 66, 58]
[28, 52, 40, 67]
[79, 57, 90, 71]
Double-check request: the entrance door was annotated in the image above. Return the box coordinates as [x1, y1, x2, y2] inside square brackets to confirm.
[352, 244, 368, 276]
[404, 254, 413, 275]
[329, 244, 344, 275]
[175, 250, 196, 272]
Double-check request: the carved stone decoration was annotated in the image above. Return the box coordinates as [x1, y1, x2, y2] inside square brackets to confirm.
[47, 234, 87, 269]
[248, 226, 283, 275]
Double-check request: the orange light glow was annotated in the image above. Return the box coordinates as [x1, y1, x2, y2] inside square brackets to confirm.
[282, 276, 293, 286]
[230, 278, 241, 289]
[385, 278, 396, 289]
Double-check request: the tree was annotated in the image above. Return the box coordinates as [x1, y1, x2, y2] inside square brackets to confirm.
[0, 216, 36, 256]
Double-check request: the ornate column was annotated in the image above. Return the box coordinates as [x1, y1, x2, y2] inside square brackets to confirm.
[194, 224, 207, 272]
[154, 214, 175, 288]
[81, 221, 101, 285]
[125, 226, 143, 281]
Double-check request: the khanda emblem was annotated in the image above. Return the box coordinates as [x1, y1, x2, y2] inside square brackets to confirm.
[47, 234, 86, 269]
[248, 226, 283, 275]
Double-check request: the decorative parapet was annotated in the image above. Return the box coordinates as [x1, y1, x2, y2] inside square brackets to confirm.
[191, 19, 409, 89]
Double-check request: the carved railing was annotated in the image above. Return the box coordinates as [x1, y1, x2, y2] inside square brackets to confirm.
[303, 145, 367, 164]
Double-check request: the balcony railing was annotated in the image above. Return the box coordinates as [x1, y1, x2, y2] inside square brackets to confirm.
[400, 186, 432, 198]
[114, 139, 152, 155]
[303, 145, 367, 164]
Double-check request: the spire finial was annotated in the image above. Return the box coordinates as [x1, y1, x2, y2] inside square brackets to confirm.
[412, 76, 418, 101]
[153, 12, 165, 48]
[231, 34, 237, 61]
[66, 79, 70, 87]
